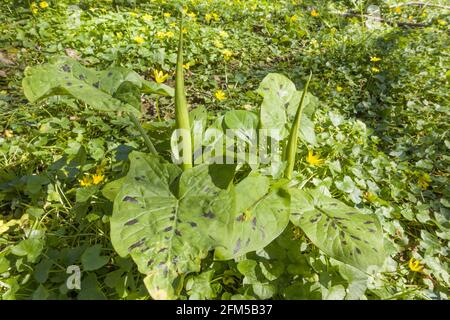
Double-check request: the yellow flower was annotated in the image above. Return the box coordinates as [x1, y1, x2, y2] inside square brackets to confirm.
[182, 62, 191, 70]
[311, 9, 319, 17]
[165, 31, 174, 38]
[39, 1, 49, 9]
[116, 32, 123, 39]
[3, 129, 13, 138]
[408, 15, 414, 21]
[79, 176, 92, 187]
[371, 67, 380, 73]
[417, 173, 431, 189]
[408, 258, 424, 273]
[306, 150, 324, 166]
[153, 70, 169, 83]
[222, 49, 233, 60]
[187, 12, 196, 19]
[214, 90, 226, 101]
[214, 40, 224, 48]
[134, 36, 145, 44]
[336, 85, 343, 92]
[31, 3, 38, 14]
[92, 174, 105, 185]
[156, 31, 166, 39]
[142, 14, 153, 21]
[182, 28, 187, 34]
[437, 19, 447, 26]
[163, 12, 171, 18]
[219, 30, 229, 38]
[129, 12, 137, 17]
[290, 15, 298, 23]
[394, 6, 401, 14]
[370, 56, 381, 62]
[205, 12, 219, 23]
[205, 13, 213, 23]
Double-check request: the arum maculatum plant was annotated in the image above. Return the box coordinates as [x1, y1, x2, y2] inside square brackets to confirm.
[23, 15, 387, 300]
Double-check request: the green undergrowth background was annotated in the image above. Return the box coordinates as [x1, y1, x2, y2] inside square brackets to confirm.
[0, 0, 448, 299]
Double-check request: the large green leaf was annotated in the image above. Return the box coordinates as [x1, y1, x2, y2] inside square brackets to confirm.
[257, 73, 293, 139]
[290, 188, 385, 272]
[110, 152, 235, 299]
[214, 174, 290, 260]
[22, 56, 173, 115]
[224, 110, 259, 145]
[256, 73, 317, 145]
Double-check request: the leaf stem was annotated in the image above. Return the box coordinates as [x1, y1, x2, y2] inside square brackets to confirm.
[128, 112, 158, 155]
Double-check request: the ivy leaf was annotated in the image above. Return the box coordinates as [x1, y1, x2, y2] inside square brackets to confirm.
[34, 258, 53, 283]
[81, 245, 109, 271]
[11, 237, 44, 263]
[290, 188, 385, 272]
[77, 274, 107, 300]
[32, 285, 49, 300]
[22, 56, 173, 116]
[185, 270, 217, 300]
[110, 152, 235, 299]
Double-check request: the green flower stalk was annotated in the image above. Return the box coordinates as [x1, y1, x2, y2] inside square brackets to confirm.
[175, 16, 192, 170]
[284, 72, 313, 179]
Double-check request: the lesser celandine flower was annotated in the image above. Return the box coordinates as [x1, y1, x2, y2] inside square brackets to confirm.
[163, 12, 171, 18]
[222, 49, 233, 60]
[311, 9, 319, 17]
[92, 174, 105, 185]
[39, 1, 49, 9]
[336, 85, 343, 92]
[31, 3, 38, 14]
[394, 6, 401, 14]
[214, 90, 226, 101]
[3, 129, 13, 138]
[79, 176, 92, 187]
[306, 150, 324, 166]
[408, 258, 424, 273]
[79, 167, 105, 187]
[156, 31, 166, 39]
[153, 70, 169, 83]
[370, 56, 381, 62]
[205, 12, 219, 23]
[214, 40, 224, 48]
[142, 14, 152, 21]
[134, 36, 145, 44]
[371, 67, 380, 73]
